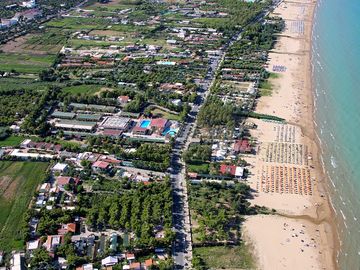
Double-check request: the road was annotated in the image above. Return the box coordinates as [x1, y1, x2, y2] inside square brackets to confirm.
[170, 32, 241, 269]
[169, 4, 276, 269]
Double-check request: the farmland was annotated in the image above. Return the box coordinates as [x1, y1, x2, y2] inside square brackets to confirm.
[0, 53, 56, 73]
[0, 161, 49, 251]
[0, 136, 26, 147]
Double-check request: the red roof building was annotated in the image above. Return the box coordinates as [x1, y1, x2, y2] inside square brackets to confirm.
[58, 223, 77, 235]
[150, 118, 168, 128]
[92, 161, 111, 170]
[233, 139, 251, 154]
[102, 129, 123, 137]
[150, 118, 168, 134]
[118, 95, 130, 104]
[219, 164, 237, 176]
[57, 176, 74, 188]
[132, 126, 148, 135]
[144, 258, 154, 269]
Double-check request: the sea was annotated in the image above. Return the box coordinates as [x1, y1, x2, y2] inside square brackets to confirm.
[312, 0, 360, 268]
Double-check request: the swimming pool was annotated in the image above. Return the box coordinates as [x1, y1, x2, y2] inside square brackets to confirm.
[162, 127, 177, 136]
[140, 120, 151, 129]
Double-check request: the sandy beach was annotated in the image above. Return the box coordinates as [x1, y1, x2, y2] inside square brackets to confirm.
[243, 0, 339, 269]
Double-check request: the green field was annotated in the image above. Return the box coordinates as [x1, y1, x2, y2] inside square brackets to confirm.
[62, 84, 102, 95]
[0, 78, 57, 92]
[0, 161, 49, 251]
[151, 108, 181, 121]
[0, 53, 56, 73]
[187, 162, 209, 174]
[0, 136, 26, 147]
[193, 245, 255, 269]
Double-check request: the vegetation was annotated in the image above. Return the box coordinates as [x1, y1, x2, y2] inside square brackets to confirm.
[193, 245, 255, 270]
[0, 161, 49, 251]
[0, 53, 56, 73]
[81, 180, 174, 248]
[0, 135, 26, 147]
[0, 89, 45, 126]
[189, 182, 266, 244]
[197, 96, 238, 128]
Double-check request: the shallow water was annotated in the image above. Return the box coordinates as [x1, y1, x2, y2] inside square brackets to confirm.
[312, 0, 360, 268]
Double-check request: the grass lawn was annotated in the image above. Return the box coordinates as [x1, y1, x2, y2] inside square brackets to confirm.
[194, 245, 255, 269]
[151, 108, 181, 121]
[62, 84, 102, 95]
[0, 161, 49, 251]
[0, 53, 56, 73]
[187, 162, 209, 174]
[0, 135, 26, 147]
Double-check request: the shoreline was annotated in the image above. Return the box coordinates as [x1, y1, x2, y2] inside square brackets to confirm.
[243, 0, 339, 269]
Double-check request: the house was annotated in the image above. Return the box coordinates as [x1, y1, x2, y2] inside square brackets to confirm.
[10, 253, 26, 270]
[39, 183, 51, 193]
[126, 253, 135, 261]
[76, 263, 93, 270]
[58, 223, 77, 235]
[101, 256, 118, 266]
[92, 160, 111, 172]
[219, 164, 244, 178]
[144, 259, 154, 269]
[58, 257, 68, 269]
[150, 118, 168, 134]
[129, 262, 141, 270]
[171, 99, 182, 106]
[52, 163, 69, 173]
[56, 176, 78, 189]
[117, 95, 130, 105]
[27, 239, 40, 251]
[233, 139, 251, 154]
[45, 235, 63, 252]
[132, 126, 148, 136]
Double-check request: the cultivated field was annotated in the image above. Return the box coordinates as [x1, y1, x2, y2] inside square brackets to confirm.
[0, 161, 49, 251]
[0, 53, 56, 73]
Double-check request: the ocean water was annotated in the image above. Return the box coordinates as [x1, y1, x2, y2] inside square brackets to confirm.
[312, 0, 360, 268]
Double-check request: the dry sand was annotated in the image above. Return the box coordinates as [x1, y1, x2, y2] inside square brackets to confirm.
[243, 0, 338, 269]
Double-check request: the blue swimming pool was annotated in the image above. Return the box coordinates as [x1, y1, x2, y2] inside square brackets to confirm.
[140, 120, 151, 128]
[162, 127, 177, 136]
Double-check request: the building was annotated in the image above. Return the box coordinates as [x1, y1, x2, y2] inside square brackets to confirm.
[132, 126, 148, 136]
[92, 161, 111, 172]
[27, 239, 40, 251]
[10, 253, 26, 270]
[52, 111, 76, 119]
[52, 163, 69, 173]
[150, 118, 168, 134]
[144, 259, 154, 269]
[219, 164, 244, 178]
[101, 256, 118, 266]
[100, 117, 131, 131]
[56, 176, 77, 188]
[45, 235, 63, 252]
[54, 119, 97, 132]
[22, 0, 36, 8]
[58, 223, 77, 235]
[130, 262, 141, 270]
[69, 103, 116, 113]
[233, 139, 251, 154]
[117, 95, 130, 105]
